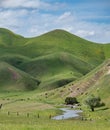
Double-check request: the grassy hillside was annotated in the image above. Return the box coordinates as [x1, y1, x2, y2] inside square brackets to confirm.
[0, 29, 105, 63]
[20, 52, 94, 89]
[25, 29, 105, 65]
[0, 28, 109, 91]
[0, 61, 40, 91]
[103, 44, 110, 59]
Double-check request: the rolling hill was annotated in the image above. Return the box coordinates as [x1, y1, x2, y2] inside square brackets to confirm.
[0, 28, 110, 91]
[0, 61, 40, 91]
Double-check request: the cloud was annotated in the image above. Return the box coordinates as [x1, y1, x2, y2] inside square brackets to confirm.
[0, 0, 42, 8]
[27, 11, 110, 43]
[0, 0, 66, 11]
[0, 9, 28, 25]
[58, 12, 72, 21]
[75, 30, 95, 37]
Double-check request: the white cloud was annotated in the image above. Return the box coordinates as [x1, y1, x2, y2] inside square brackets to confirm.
[0, 8, 30, 34]
[0, 10, 19, 27]
[56, 12, 75, 23]
[58, 12, 71, 21]
[0, 0, 41, 8]
[75, 30, 95, 37]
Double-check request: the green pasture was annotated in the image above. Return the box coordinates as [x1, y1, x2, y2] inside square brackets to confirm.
[0, 90, 110, 130]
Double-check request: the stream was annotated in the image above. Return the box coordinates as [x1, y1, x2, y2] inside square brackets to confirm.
[52, 108, 82, 120]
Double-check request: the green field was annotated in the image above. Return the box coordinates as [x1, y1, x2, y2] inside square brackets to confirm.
[0, 89, 110, 130]
[0, 28, 110, 130]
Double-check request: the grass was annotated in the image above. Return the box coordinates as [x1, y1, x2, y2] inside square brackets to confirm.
[0, 90, 110, 130]
[0, 119, 110, 130]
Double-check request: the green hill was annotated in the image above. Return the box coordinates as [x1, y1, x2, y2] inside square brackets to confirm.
[24, 29, 105, 65]
[0, 61, 40, 91]
[19, 52, 94, 89]
[0, 28, 110, 91]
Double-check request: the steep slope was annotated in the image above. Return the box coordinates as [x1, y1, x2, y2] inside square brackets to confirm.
[0, 61, 40, 91]
[46, 59, 110, 105]
[68, 60, 110, 98]
[80, 60, 110, 102]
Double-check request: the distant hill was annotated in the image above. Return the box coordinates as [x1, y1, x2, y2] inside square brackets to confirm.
[0, 28, 110, 91]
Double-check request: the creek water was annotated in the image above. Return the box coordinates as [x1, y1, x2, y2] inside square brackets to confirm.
[52, 108, 82, 120]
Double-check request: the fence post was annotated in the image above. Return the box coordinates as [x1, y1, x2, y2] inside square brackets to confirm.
[27, 113, 29, 117]
[17, 112, 19, 116]
[8, 111, 10, 115]
[38, 113, 40, 118]
[49, 115, 51, 119]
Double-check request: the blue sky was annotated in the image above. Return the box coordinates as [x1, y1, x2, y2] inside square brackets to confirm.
[0, 0, 110, 43]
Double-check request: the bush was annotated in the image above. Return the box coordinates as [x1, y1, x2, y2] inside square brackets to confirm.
[65, 97, 78, 105]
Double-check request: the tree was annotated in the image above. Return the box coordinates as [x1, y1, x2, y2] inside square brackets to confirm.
[65, 97, 78, 105]
[85, 95, 105, 112]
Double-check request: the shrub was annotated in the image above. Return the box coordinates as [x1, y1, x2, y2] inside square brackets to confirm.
[65, 97, 78, 105]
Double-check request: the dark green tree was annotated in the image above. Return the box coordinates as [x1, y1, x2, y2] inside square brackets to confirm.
[85, 95, 105, 112]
